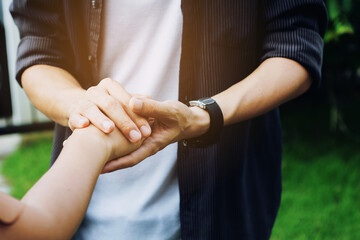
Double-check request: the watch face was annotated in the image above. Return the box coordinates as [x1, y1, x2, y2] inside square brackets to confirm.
[189, 98, 215, 109]
[199, 97, 215, 105]
[185, 97, 223, 148]
[189, 100, 204, 108]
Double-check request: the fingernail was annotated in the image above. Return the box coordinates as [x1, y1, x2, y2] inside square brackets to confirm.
[140, 126, 151, 136]
[129, 130, 141, 141]
[102, 120, 114, 132]
[78, 118, 88, 126]
[132, 99, 143, 112]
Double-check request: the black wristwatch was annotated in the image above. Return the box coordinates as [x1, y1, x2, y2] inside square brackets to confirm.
[183, 97, 224, 148]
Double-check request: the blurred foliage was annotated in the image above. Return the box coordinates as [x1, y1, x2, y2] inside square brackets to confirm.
[323, 0, 360, 67]
[271, 94, 360, 239]
[324, 0, 355, 43]
[322, 0, 360, 139]
[1, 132, 53, 199]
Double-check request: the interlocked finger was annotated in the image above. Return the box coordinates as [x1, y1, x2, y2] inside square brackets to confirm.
[68, 113, 90, 131]
[80, 101, 115, 133]
[87, 85, 143, 142]
[100, 78, 152, 137]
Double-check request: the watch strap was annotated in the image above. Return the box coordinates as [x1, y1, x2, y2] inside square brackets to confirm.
[183, 97, 224, 148]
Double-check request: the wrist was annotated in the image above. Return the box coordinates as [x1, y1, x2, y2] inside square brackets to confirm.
[68, 126, 110, 164]
[186, 106, 210, 139]
[64, 89, 87, 125]
[183, 97, 224, 147]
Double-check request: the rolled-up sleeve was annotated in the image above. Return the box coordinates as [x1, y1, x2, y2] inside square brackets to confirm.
[260, 0, 327, 87]
[10, 0, 73, 86]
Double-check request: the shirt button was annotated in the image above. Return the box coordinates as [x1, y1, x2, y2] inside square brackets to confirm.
[88, 55, 93, 61]
[91, 0, 98, 9]
[184, 95, 188, 101]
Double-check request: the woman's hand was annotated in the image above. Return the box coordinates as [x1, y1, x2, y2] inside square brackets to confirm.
[68, 124, 143, 165]
[68, 78, 151, 143]
[102, 97, 210, 173]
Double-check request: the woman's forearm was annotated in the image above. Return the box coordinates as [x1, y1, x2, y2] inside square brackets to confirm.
[0, 127, 109, 239]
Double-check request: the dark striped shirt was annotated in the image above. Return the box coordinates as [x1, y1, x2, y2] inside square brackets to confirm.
[11, 0, 327, 239]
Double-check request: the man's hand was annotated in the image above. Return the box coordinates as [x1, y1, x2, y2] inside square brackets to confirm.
[68, 78, 151, 142]
[21, 66, 151, 143]
[102, 97, 210, 173]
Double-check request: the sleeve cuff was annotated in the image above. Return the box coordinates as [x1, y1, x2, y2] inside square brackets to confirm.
[261, 27, 324, 88]
[15, 36, 74, 87]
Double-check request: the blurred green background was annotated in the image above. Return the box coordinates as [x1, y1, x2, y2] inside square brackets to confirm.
[1, 0, 360, 239]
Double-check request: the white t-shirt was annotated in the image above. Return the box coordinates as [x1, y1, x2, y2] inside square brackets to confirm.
[73, 0, 182, 239]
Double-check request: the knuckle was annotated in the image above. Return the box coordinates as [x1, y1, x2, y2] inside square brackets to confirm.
[123, 104, 133, 113]
[136, 118, 149, 127]
[150, 142, 161, 156]
[103, 97, 119, 110]
[165, 100, 176, 106]
[129, 159, 138, 167]
[150, 148, 158, 156]
[100, 77, 113, 86]
[118, 120, 136, 132]
[165, 100, 178, 113]
[80, 101, 95, 113]
[128, 110, 147, 123]
[69, 98, 88, 113]
[145, 104, 156, 115]
[68, 104, 78, 115]
[171, 103, 180, 112]
[86, 86, 98, 97]
[150, 146, 162, 157]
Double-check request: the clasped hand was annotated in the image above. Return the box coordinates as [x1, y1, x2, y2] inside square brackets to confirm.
[69, 78, 210, 173]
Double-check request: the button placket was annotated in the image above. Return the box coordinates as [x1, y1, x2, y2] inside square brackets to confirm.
[91, 0, 97, 9]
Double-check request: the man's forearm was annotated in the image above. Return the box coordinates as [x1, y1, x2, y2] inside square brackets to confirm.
[22, 65, 151, 141]
[212, 57, 311, 125]
[22, 64, 86, 126]
[99, 57, 313, 172]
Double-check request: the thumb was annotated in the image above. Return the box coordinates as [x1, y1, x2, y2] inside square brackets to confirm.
[129, 97, 170, 119]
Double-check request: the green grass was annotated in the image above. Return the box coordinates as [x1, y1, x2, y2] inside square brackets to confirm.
[1, 132, 53, 199]
[271, 140, 360, 239]
[271, 95, 360, 239]
[1, 96, 359, 239]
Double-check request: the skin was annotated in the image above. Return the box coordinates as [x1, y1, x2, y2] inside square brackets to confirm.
[0, 125, 141, 240]
[21, 66, 151, 143]
[102, 57, 311, 172]
[22, 57, 310, 173]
